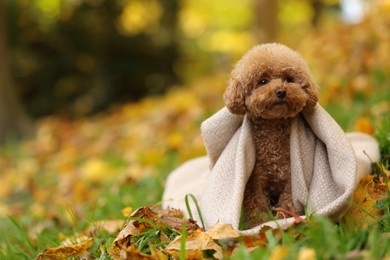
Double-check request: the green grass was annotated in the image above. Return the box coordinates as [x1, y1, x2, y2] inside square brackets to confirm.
[0, 153, 179, 259]
[235, 222, 389, 259]
[1, 90, 389, 259]
[2, 124, 390, 260]
[376, 117, 390, 168]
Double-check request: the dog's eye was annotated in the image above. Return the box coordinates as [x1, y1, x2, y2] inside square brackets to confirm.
[284, 77, 294, 83]
[258, 79, 269, 86]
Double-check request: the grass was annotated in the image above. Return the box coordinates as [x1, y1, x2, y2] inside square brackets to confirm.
[1, 107, 389, 259]
[228, 217, 390, 259]
[0, 153, 178, 259]
[0, 75, 389, 259]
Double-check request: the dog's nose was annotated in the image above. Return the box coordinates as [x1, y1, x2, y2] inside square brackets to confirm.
[276, 89, 286, 99]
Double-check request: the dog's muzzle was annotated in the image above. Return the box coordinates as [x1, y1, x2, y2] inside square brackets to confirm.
[276, 89, 286, 99]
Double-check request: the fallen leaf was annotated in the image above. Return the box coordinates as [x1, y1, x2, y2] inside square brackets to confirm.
[80, 157, 112, 182]
[354, 117, 375, 135]
[241, 226, 276, 248]
[205, 222, 240, 240]
[366, 182, 388, 201]
[343, 175, 385, 227]
[36, 238, 93, 259]
[164, 248, 203, 260]
[164, 229, 223, 259]
[131, 206, 159, 221]
[122, 207, 133, 217]
[269, 246, 289, 260]
[297, 247, 316, 260]
[108, 221, 142, 259]
[61, 235, 90, 247]
[150, 245, 169, 260]
[158, 215, 199, 231]
[114, 244, 159, 260]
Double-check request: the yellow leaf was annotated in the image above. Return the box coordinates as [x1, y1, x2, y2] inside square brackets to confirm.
[111, 244, 158, 260]
[205, 222, 240, 240]
[165, 229, 223, 259]
[150, 245, 168, 260]
[80, 158, 111, 182]
[122, 207, 133, 217]
[343, 175, 384, 227]
[164, 248, 203, 260]
[270, 246, 289, 260]
[297, 247, 316, 260]
[108, 218, 146, 259]
[354, 117, 375, 135]
[36, 238, 93, 259]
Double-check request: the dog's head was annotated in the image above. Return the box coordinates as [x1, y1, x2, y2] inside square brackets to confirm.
[224, 43, 318, 119]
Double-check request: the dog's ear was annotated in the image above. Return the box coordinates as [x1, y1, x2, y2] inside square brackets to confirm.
[303, 80, 318, 111]
[223, 78, 246, 115]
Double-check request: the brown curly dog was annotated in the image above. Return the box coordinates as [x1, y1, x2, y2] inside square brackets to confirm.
[223, 43, 318, 229]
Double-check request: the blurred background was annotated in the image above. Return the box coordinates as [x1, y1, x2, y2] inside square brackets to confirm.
[2, 0, 389, 142]
[0, 1, 390, 256]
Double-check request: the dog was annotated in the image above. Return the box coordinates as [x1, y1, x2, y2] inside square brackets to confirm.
[223, 43, 318, 229]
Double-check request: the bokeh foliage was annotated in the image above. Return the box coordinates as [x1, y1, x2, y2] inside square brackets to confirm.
[6, 0, 180, 116]
[5, 0, 344, 117]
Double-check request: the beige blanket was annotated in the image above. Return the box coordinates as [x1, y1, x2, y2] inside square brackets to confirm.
[162, 104, 379, 235]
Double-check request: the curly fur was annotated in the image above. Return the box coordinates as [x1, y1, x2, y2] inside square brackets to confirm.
[223, 43, 318, 229]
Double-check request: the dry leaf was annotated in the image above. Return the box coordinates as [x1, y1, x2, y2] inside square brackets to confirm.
[269, 246, 289, 260]
[205, 222, 240, 240]
[108, 221, 141, 259]
[343, 175, 384, 226]
[297, 247, 316, 260]
[158, 215, 199, 231]
[131, 206, 159, 221]
[36, 238, 93, 259]
[165, 229, 223, 259]
[164, 248, 203, 260]
[149, 245, 169, 260]
[116, 244, 158, 260]
[354, 117, 375, 135]
[366, 182, 388, 201]
[122, 207, 133, 217]
[241, 226, 274, 248]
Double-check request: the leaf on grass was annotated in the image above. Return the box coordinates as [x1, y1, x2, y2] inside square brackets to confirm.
[205, 222, 240, 240]
[366, 182, 388, 201]
[108, 220, 142, 259]
[296, 247, 316, 260]
[61, 235, 90, 247]
[36, 238, 93, 259]
[354, 117, 375, 135]
[343, 174, 385, 226]
[158, 214, 199, 231]
[164, 229, 223, 259]
[269, 246, 289, 260]
[164, 248, 204, 260]
[112, 244, 164, 260]
[240, 226, 278, 249]
[131, 206, 159, 221]
[150, 245, 169, 260]
[109, 206, 189, 259]
[122, 207, 133, 217]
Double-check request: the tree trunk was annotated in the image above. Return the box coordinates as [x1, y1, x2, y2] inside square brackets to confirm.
[311, 0, 323, 27]
[253, 0, 279, 43]
[0, 1, 33, 143]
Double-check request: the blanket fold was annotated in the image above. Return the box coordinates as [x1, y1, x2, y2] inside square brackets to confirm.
[162, 104, 379, 234]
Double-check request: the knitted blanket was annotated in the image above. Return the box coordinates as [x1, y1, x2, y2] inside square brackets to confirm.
[162, 104, 379, 234]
